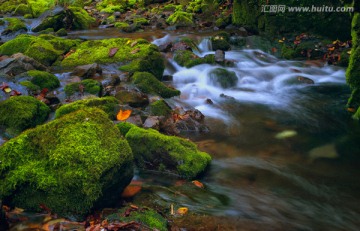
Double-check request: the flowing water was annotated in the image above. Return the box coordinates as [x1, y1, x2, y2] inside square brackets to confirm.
[2, 27, 360, 230]
[135, 35, 360, 230]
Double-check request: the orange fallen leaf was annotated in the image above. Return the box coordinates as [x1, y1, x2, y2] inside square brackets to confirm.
[176, 207, 188, 215]
[121, 180, 142, 198]
[4, 87, 11, 93]
[117, 109, 132, 121]
[192, 180, 204, 188]
[347, 107, 356, 113]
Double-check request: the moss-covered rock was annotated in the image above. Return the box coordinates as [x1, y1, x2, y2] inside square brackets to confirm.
[166, 11, 194, 27]
[208, 68, 238, 89]
[0, 34, 79, 66]
[211, 32, 231, 51]
[346, 10, 360, 108]
[0, 96, 50, 136]
[61, 38, 160, 68]
[132, 72, 180, 98]
[122, 125, 211, 178]
[27, 70, 60, 90]
[119, 51, 165, 80]
[173, 50, 215, 68]
[32, 6, 95, 32]
[64, 79, 102, 97]
[2, 18, 27, 35]
[0, 108, 134, 218]
[150, 99, 172, 117]
[55, 28, 68, 37]
[107, 206, 167, 231]
[55, 96, 119, 119]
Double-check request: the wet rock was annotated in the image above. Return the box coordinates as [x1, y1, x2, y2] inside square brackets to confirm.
[158, 42, 172, 52]
[71, 63, 102, 79]
[115, 89, 149, 107]
[238, 27, 248, 36]
[127, 114, 143, 126]
[215, 49, 225, 63]
[143, 116, 161, 130]
[211, 32, 231, 51]
[0, 200, 9, 231]
[114, 11, 121, 18]
[220, 93, 235, 100]
[209, 68, 238, 89]
[297, 76, 315, 84]
[0, 53, 48, 77]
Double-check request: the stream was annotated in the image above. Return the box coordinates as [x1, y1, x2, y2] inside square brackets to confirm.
[2, 26, 360, 230]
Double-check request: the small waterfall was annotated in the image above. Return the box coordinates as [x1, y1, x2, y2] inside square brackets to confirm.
[196, 37, 212, 55]
[169, 49, 346, 120]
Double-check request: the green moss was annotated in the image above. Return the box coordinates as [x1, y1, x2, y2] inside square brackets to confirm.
[0, 34, 79, 66]
[61, 38, 159, 67]
[55, 28, 68, 36]
[163, 4, 177, 11]
[338, 49, 351, 67]
[116, 122, 137, 136]
[347, 88, 360, 109]
[150, 100, 171, 117]
[3, 18, 27, 34]
[125, 126, 211, 178]
[173, 50, 214, 68]
[133, 17, 149, 26]
[347, 12, 360, 90]
[38, 28, 55, 34]
[132, 72, 180, 98]
[27, 70, 60, 90]
[20, 81, 41, 92]
[28, 0, 54, 17]
[0, 96, 50, 136]
[209, 68, 238, 89]
[55, 96, 119, 119]
[166, 11, 193, 27]
[0, 108, 134, 217]
[100, 5, 124, 14]
[119, 51, 165, 80]
[353, 106, 360, 120]
[114, 22, 130, 30]
[64, 79, 102, 97]
[14, 4, 31, 15]
[107, 207, 167, 231]
[69, 6, 96, 29]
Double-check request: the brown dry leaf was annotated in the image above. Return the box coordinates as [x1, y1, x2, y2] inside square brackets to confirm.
[117, 109, 132, 121]
[131, 48, 140, 54]
[192, 180, 204, 188]
[131, 41, 138, 47]
[176, 207, 188, 215]
[109, 47, 119, 57]
[347, 107, 356, 113]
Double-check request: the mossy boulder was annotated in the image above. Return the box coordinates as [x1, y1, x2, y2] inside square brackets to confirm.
[64, 79, 102, 97]
[61, 38, 160, 69]
[210, 32, 231, 51]
[346, 11, 360, 108]
[55, 96, 119, 119]
[131, 72, 180, 98]
[107, 206, 167, 231]
[166, 11, 194, 27]
[1, 18, 27, 35]
[119, 51, 165, 80]
[0, 96, 50, 136]
[122, 125, 211, 178]
[27, 70, 60, 90]
[32, 6, 95, 32]
[55, 28, 68, 37]
[0, 34, 79, 66]
[173, 50, 215, 68]
[0, 108, 134, 218]
[208, 68, 238, 89]
[150, 99, 172, 117]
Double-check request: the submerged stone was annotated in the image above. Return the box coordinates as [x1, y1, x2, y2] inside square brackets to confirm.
[0, 108, 134, 218]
